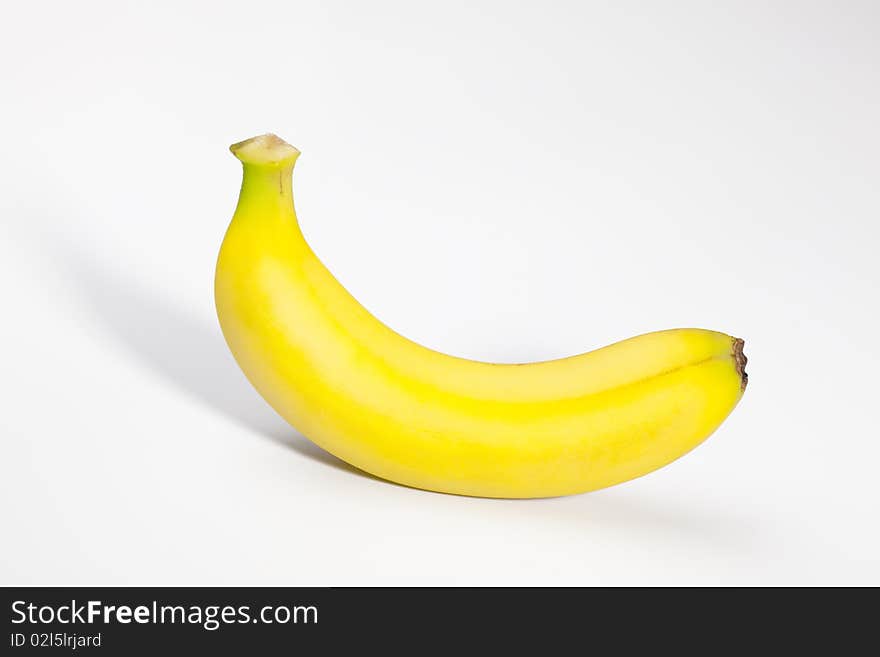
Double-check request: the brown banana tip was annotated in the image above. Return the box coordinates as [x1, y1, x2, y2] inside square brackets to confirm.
[733, 337, 748, 391]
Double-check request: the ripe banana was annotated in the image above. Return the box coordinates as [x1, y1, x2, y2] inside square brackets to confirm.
[215, 134, 747, 498]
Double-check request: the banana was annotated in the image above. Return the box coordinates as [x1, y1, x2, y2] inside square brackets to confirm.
[215, 134, 747, 498]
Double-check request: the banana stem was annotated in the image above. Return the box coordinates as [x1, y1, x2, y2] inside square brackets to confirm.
[230, 133, 300, 167]
[231, 134, 300, 218]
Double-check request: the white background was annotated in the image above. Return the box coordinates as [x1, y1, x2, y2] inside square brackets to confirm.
[2, 1, 878, 585]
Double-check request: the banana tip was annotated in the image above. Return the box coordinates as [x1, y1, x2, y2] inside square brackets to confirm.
[733, 338, 748, 391]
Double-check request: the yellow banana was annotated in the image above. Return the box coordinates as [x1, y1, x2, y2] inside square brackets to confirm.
[215, 134, 747, 498]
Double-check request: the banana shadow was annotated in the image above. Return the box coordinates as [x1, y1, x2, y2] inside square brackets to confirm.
[43, 232, 370, 480]
[39, 233, 749, 544]
[34, 227, 763, 558]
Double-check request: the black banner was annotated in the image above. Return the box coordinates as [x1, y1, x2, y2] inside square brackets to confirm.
[0, 587, 870, 652]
